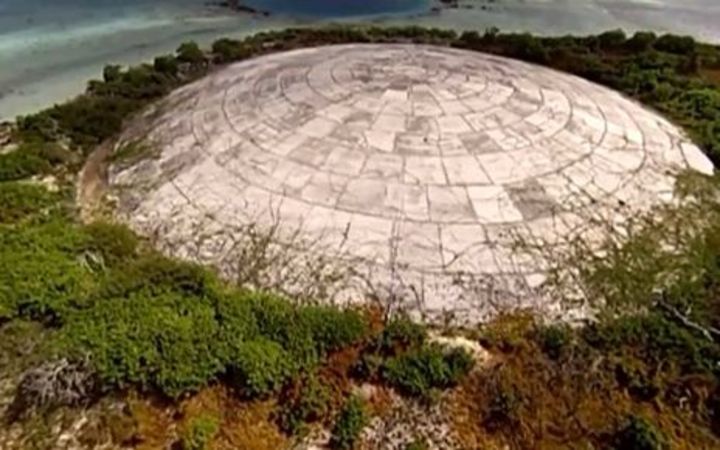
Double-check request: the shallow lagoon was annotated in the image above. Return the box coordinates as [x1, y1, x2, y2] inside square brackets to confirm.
[1, 0, 719, 120]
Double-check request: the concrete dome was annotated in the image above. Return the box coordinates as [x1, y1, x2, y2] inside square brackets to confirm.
[110, 44, 712, 322]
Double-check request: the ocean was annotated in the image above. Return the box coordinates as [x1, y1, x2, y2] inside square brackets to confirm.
[1, 0, 719, 120]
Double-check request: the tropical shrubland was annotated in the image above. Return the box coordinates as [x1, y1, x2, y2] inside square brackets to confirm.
[1, 25, 720, 449]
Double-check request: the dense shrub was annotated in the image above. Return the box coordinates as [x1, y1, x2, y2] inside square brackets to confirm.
[227, 338, 295, 397]
[45, 96, 138, 150]
[0, 147, 50, 181]
[382, 344, 474, 398]
[655, 34, 696, 55]
[0, 181, 62, 223]
[378, 316, 427, 354]
[626, 31, 657, 52]
[102, 65, 122, 83]
[611, 416, 667, 450]
[153, 55, 179, 77]
[299, 305, 369, 354]
[582, 313, 720, 377]
[483, 381, 523, 432]
[0, 141, 76, 182]
[0, 220, 90, 323]
[4, 26, 720, 446]
[61, 290, 224, 397]
[177, 41, 206, 65]
[598, 29, 627, 50]
[180, 414, 219, 450]
[211, 38, 248, 63]
[536, 324, 573, 360]
[330, 395, 367, 450]
[501, 33, 549, 63]
[100, 253, 218, 298]
[277, 373, 331, 434]
[82, 221, 139, 267]
[404, 439, 429, 450]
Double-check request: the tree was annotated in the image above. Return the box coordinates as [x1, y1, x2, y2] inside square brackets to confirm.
[102, 65, 122, 83]
[655, 34, 696, 54]
[598, 29, 627, 50]
[153, 55, 179, 77]
[626, 31, 657, 52]
[176, 41, 205, 65]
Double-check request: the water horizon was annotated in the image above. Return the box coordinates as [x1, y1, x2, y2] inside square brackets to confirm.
[1, 0, 719, 121]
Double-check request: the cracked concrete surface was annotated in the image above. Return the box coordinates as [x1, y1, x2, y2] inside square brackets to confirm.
[109, 44, 714, 323]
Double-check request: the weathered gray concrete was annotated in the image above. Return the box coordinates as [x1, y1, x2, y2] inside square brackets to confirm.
[110, 44, 713, 323]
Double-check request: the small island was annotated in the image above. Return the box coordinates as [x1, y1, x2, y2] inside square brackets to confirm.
[0, 25, 719, 450]
[208, 0, 271, 16]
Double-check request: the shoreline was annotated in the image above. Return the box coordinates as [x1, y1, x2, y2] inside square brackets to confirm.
[2, 1, 720, 121]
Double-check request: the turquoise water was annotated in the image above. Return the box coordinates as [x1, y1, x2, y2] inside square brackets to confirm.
[1, 0, 719, 120]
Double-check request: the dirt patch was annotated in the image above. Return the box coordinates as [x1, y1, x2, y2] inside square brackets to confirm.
[77, 140, 114, 223]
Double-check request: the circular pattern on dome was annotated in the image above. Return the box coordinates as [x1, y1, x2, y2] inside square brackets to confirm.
[111, 44, 712, 321]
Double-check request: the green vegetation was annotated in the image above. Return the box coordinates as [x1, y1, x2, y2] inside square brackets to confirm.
[329, 395, 368, 450]
[13, 25, 720, 176]
[404, 439, 429, 450]
[3, 24, 720, 450]
[451, 173, 720, 449]
[180, 414, 219, 450]
[382, 344, 475, 399]
[0, 181, 65, 225]
[0, 141, 75, 182]
[277, 373, 331, 434]
[611, 415, 668, 450]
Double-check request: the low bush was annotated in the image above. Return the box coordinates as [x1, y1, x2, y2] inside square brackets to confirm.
[382, 344, 474, 398]
[227, 338, 295, 398]
[611, 415, 667, 450]
[109, 141, 158, 168]
[536, 324, 573, 360]
[0, 147, 50, 182]
[299, 305, 369, 355]
[153, 55, 179, 77]
[598, 29, 627, 50]
[82, 221, 139, 267]
[177, 41, 206, 66]
[211, 38, 248, 63]
[404, 439, 429, 450]
[378, 316, 426, 354]
[0, 181, 63, 224]
[582, 313, 720, 378]
[100, 253, 218, 298]
[626, 31, 657, 52]
[655, 34, 696, 55]
[0, 220, 91, 323]
[277, 373, 331, 434]
[330, 395, 367, 450]
[180, 414, 219, 450]
[61, 290, 224, 397]
[483, 381, 524, 432]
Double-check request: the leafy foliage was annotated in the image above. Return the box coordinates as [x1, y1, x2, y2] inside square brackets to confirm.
[330, 395, 367, 450]
[0, 219, 91, 323]
[382, 344, 474, 398]
[277, 373, 331, 434]
[180, 414, 219, 450]
[611, 416, 668, 450]
[5, 25, 720, 448]
[0, 181, 64, 224]
[227, 338, 294, 398]
[378, 316, 427, 354]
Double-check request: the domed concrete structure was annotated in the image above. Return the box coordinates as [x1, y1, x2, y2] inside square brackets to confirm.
[110, 44, 713, 322]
